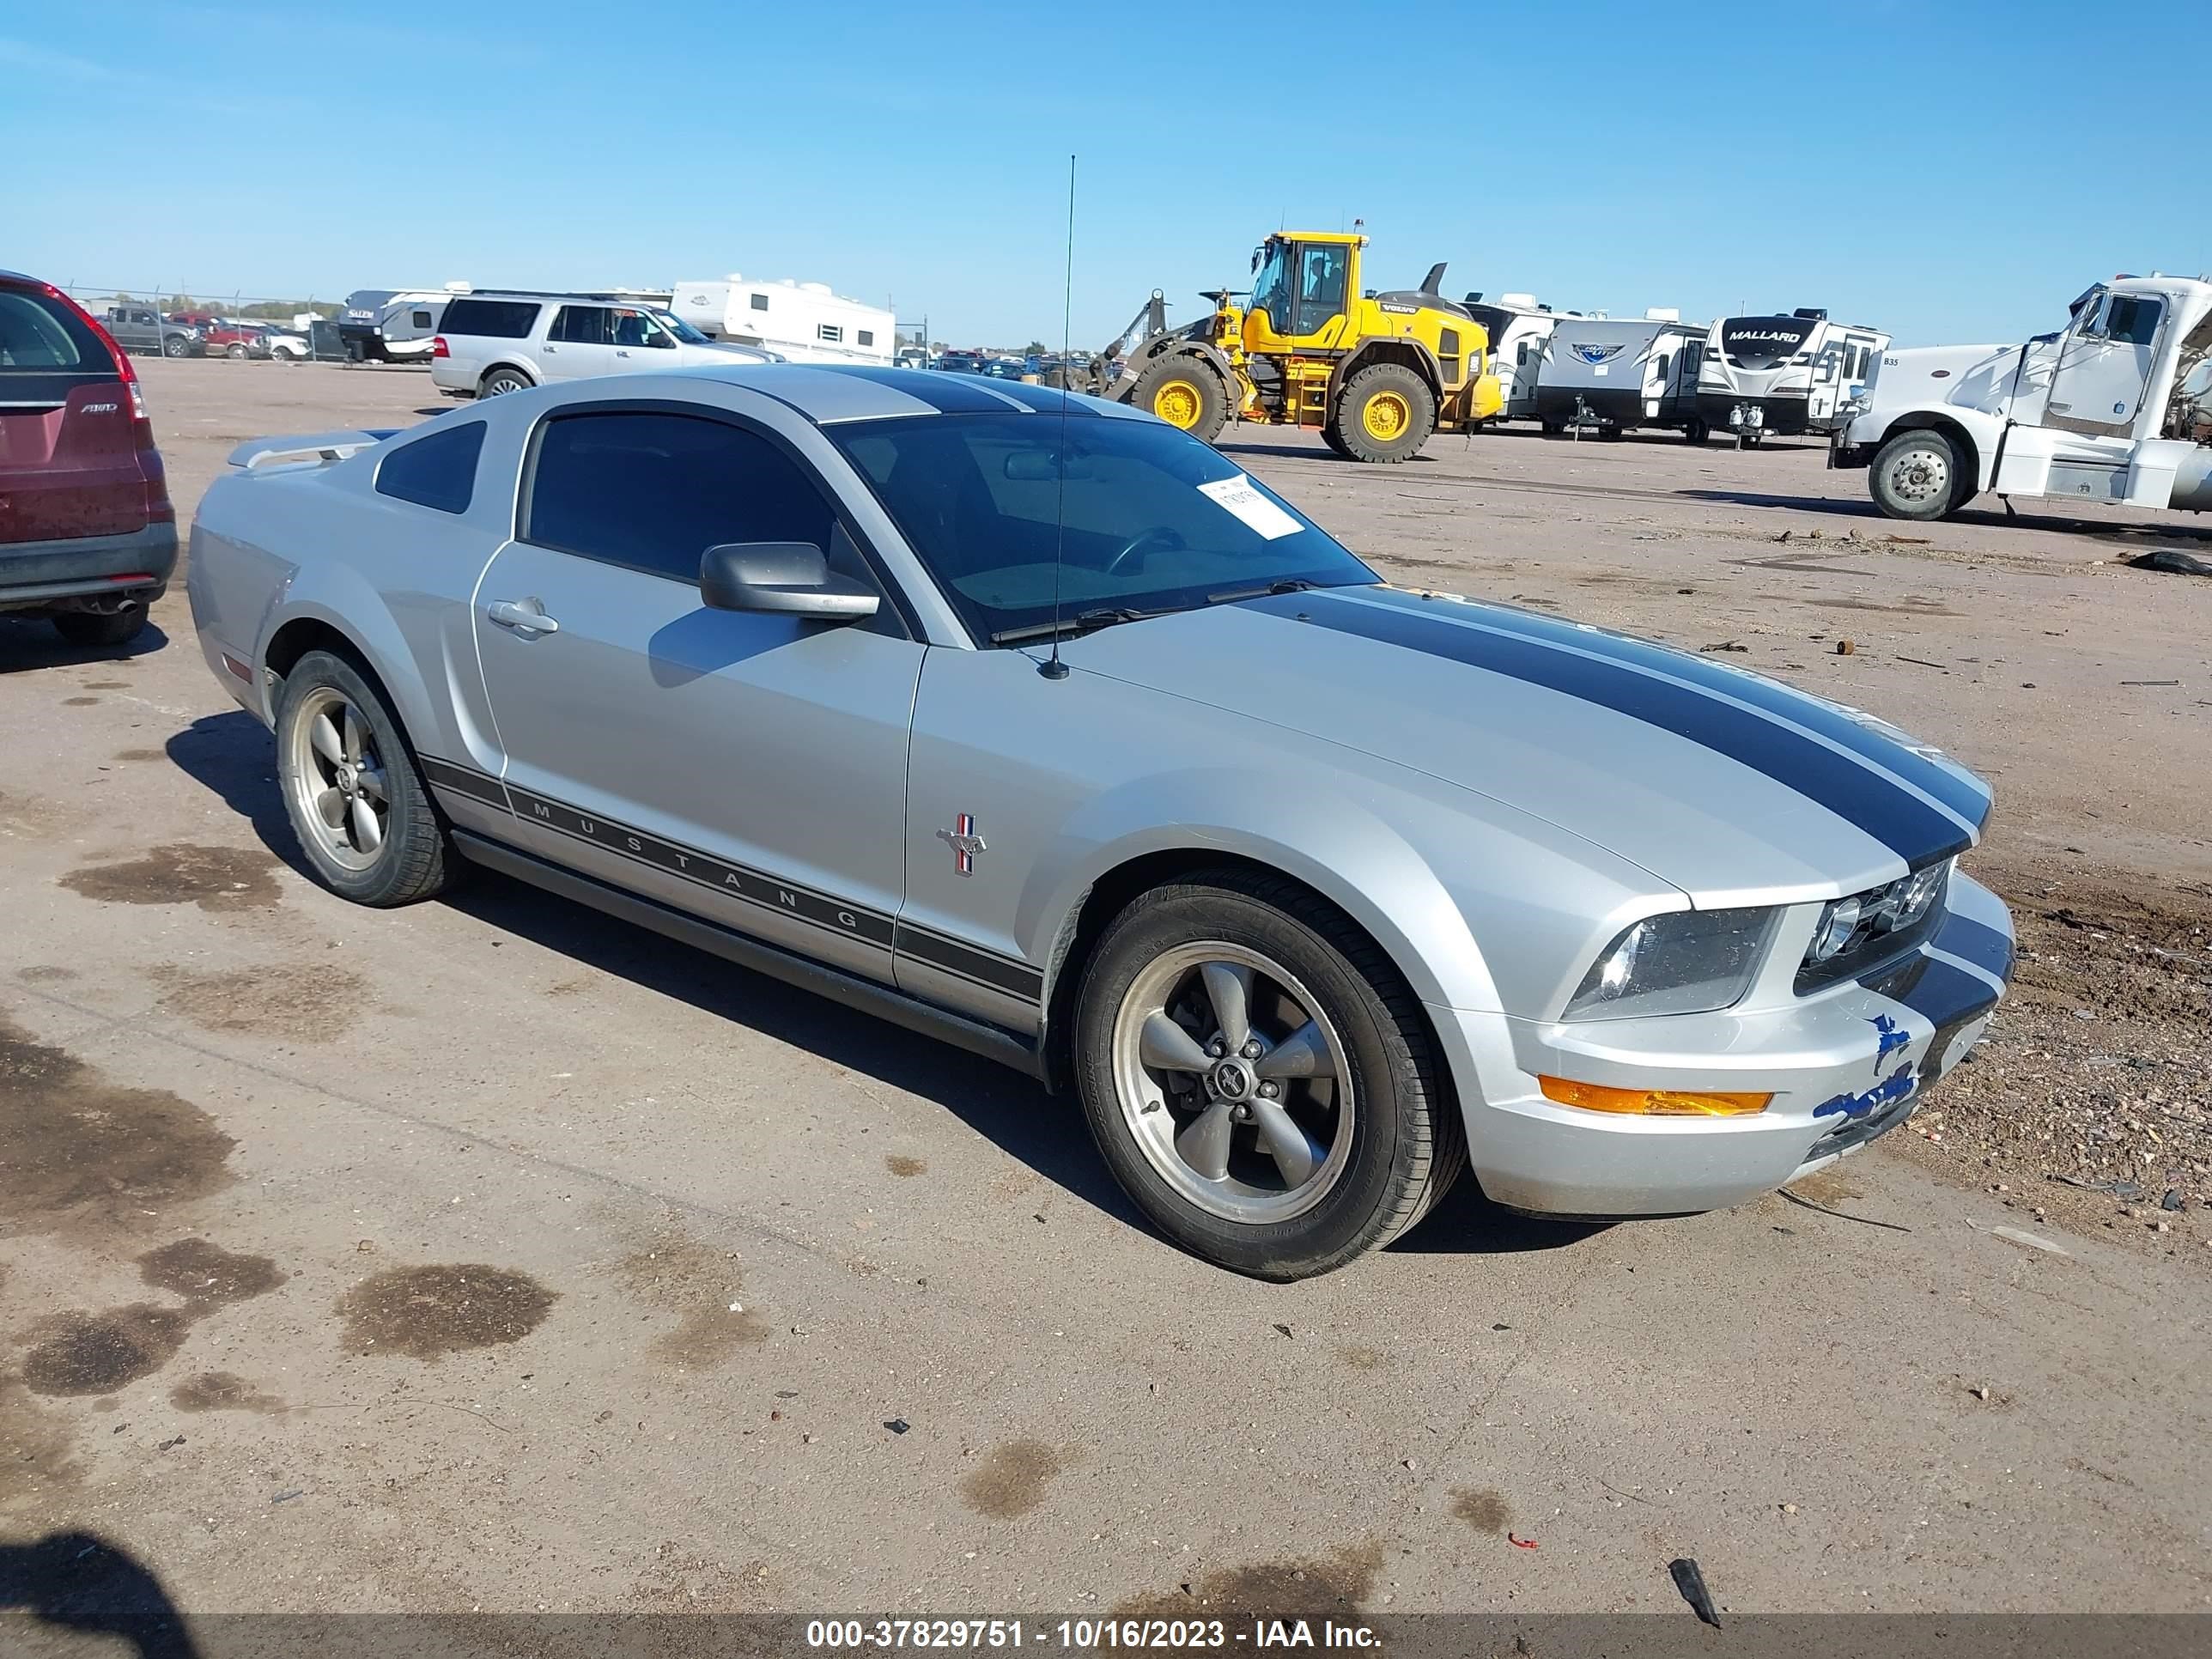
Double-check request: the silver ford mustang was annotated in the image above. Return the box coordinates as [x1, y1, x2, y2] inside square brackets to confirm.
[187, 366, 2014, 1279]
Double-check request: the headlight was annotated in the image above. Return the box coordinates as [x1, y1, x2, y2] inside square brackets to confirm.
[1563, 906, 1778, 1020]
[1798, 861, 1950, 991]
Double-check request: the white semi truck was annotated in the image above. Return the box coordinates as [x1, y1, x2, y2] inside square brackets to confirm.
[1834, 274, 2212, 521]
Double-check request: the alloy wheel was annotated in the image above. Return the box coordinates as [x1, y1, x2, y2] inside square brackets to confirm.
[285, 685, 391, 872]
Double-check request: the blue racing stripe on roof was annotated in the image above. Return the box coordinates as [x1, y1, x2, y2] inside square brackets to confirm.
[1345, 585, 1991, 832]
[1251, 587, 1977, 866]
[814, 366, 1030, 413]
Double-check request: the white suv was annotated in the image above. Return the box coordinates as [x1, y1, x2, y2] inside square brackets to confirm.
[430, 291, 775, 398]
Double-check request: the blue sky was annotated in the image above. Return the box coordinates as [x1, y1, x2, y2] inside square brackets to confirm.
[5, 0, 2207, 349]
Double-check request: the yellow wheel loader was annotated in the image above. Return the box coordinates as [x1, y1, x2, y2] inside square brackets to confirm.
[1070, 231, 1504, 464]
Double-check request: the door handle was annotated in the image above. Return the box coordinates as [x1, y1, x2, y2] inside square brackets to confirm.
[487, 599, 559, 634]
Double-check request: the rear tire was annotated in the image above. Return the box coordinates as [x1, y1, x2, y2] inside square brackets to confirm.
[478, 367, 532, 398]
[1132, 357, 1228, 444]
[274, 650, 458, 907]
[1683, 417, 1710, 445]
[1540, 420, 1565, 437]
[1335, 363, 1436, 464]
[1073, 869, 1462, 1279]
[52, 608, 147, 647]
[1869, 428, 1963, 521]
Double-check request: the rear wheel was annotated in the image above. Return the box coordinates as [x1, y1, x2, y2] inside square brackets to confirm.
[1683, 417, 1710, 445]
[1335, 363, 1436, 464]
[478, 368, 532, 398]
[1869, 428, 1962, 521]
[1540, 419, 1566, 437]
[274, 650, 458, 907]
[52, 607, 148, 647]
[1073, 871, 1461, 1279]
[1132, 357, 1228, 444]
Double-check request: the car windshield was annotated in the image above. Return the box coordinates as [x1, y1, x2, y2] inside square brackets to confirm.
[653, 309, 711, 344]
[831, 412, 1375, 642]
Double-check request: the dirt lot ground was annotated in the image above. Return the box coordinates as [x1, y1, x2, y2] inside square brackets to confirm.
[2, 360, 2208, 1638]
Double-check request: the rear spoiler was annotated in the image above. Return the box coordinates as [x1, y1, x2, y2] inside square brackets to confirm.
[226, 428, 403, 471]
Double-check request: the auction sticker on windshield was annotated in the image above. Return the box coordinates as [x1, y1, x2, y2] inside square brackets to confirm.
[1197, 474, 1303, 540]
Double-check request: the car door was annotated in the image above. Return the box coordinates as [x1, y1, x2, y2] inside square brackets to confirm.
[539, 304, 617, 384]
[608, 307, 679, 374]
[471, 400, 921, 986]
[2045, 290, 2165, 439]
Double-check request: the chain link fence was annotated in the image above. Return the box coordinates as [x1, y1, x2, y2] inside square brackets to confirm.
[62, 283, 356, 362]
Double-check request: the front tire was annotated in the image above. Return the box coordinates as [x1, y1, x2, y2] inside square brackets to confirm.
[1335, 363, 1436, 463]
[1869, 428, 1963, 521]
[1073, 871, 1462, 1279]
[161, 335, 189, 358]
[1131, 357, 1228, 444]
[274, 650, 457, 907]
[226, 343, 247, 360]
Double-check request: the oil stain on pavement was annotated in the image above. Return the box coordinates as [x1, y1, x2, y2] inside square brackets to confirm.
[169, 1370, 287, 1413]
[959, 1438, 1063, 1519]
[614, 1232, 766, 1370]
[884, 1155, 928, 1178]
[137, 1238, 286, 1309]
[58, 843, 280, 913]
[1450, 1487, 1510, 1535]
[337, 1264, 556, 1360]
[1114, 1540, 1384, 1624]
[0, 1377, 80, 1506]
[149, 963, 367, 1042]
[21, 1305, 194, 1395]
[0, 1014, 237, 1237]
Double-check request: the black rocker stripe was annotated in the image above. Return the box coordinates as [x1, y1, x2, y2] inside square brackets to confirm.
[504, 784, 899, 951]
[421, 758, 1042, 1001]
[1250, 589, 1978, 865]
[895, 922, 1046, 1000]
[420, 755, 510, 808]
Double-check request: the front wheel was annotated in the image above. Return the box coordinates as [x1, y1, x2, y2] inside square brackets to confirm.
[274, 650, 459, 906]
[226, 343, 247, 359]
[1869, 428, 1962, 521]
[161, 335, 189, 358]
[1073, 871, 1462, 1279]
[1131, 357, 1228, 444]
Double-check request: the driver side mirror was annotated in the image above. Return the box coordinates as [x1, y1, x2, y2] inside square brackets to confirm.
[699, 542, 879, 620]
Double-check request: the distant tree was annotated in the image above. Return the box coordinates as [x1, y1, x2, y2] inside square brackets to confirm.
[1024, 339, 1047, 357]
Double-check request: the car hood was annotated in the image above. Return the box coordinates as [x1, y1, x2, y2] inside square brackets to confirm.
[1056, 584, 1989, 904]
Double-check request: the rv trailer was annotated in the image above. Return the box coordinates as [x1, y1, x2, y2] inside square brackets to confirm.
[669, 275, 896, 367]
[336, 287, 458, 363]
[1697, 308, 1888, 446]
[1461, 293, 1568, 423]
[1534, 312, 1710, 441]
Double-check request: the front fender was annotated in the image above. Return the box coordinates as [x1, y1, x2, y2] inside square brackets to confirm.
[1023, 767, 1502, 1016]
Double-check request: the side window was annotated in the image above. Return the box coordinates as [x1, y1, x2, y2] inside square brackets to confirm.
[749, 293, 770, 313]
[411, 310, 433, 329]
[611, 310, 655, 349]
[526, 412, 835, 583]
[857, 330, 874, 347]
[553, 306, 611, 345]
[374, 422, 486, 515]
[1293, 245, 1348, 333]
[2104, 296, 2161, 347]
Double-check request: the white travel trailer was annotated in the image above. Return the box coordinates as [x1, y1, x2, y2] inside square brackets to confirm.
[1696, 308, 1888, 445]
[1835, 273, 2212, 521]
[336, 286, 459, 363]
[1461, 293, 1566, 422]
[1534, 311, 1710, 441]
[669, 275, 896, 366]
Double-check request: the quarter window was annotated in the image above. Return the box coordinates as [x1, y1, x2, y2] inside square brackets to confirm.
[374, 422, 486, 515]
[525, 411, 837, 584]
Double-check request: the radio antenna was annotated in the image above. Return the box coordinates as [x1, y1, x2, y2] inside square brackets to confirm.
[1039, 151, 1076, 682]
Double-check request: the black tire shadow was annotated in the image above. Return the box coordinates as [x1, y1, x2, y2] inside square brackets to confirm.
[0, 616, 172, 675]
[1391, 1176, 1609, 1256]
[0, 1531, 200, 1658]
[162, 710, 318, 882]
[1677, 487, 2212, 546]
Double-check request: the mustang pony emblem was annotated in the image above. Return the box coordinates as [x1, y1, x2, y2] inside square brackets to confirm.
[937, 813, 986, 877]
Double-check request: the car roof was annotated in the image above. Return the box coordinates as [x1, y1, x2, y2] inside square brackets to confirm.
[678, 362, 1149, 426]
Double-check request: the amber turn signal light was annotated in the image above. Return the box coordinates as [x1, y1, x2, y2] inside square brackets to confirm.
[1539, 1076, 1773, 1117]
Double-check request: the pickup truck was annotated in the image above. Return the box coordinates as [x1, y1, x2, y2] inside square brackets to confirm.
[1835, 274, 2212, 521]
[102, 305, 205, 359]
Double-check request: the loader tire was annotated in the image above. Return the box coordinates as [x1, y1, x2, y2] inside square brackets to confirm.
[1321, 421, 1351, 459]
[1336, 364, 1435, 463]
[1133, 357, 1228, 444]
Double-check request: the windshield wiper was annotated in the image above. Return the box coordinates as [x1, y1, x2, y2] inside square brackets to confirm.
[989, 606, 1158, 646]
[1203, 577, 1316, 605]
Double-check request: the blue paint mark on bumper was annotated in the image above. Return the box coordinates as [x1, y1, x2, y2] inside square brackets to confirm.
[1814, 1064, 1917, 1121]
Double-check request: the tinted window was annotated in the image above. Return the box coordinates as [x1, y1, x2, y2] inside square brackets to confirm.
[858, 330, 874, 347]
[526, 412, 837, 583]
[750, 293, 770, 312]
[410, 310, 433, 329]
[441, 298, 543, 339]
[2104, 295, 2161, 347]
[552, 306, 611, 345]
[832, 413, 1372, 642]
[375, 422, 486, 515]
[0, 288, 110, 374]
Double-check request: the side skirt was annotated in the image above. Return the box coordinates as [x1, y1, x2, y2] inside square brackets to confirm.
[452, 830, 1043, 1081]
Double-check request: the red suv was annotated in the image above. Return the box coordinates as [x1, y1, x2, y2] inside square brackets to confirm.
[0, 271, 177, 647]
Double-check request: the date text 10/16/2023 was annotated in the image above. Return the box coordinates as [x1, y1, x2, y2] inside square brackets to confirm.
[805, 1618, 1383, 1650]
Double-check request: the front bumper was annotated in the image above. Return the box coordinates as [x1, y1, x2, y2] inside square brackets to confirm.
[1432, 872, 2013, 1217]
[0, 523, 178, 613]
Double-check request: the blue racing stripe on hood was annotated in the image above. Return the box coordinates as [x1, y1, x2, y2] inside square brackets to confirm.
[1250, 587, 1979, 866]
